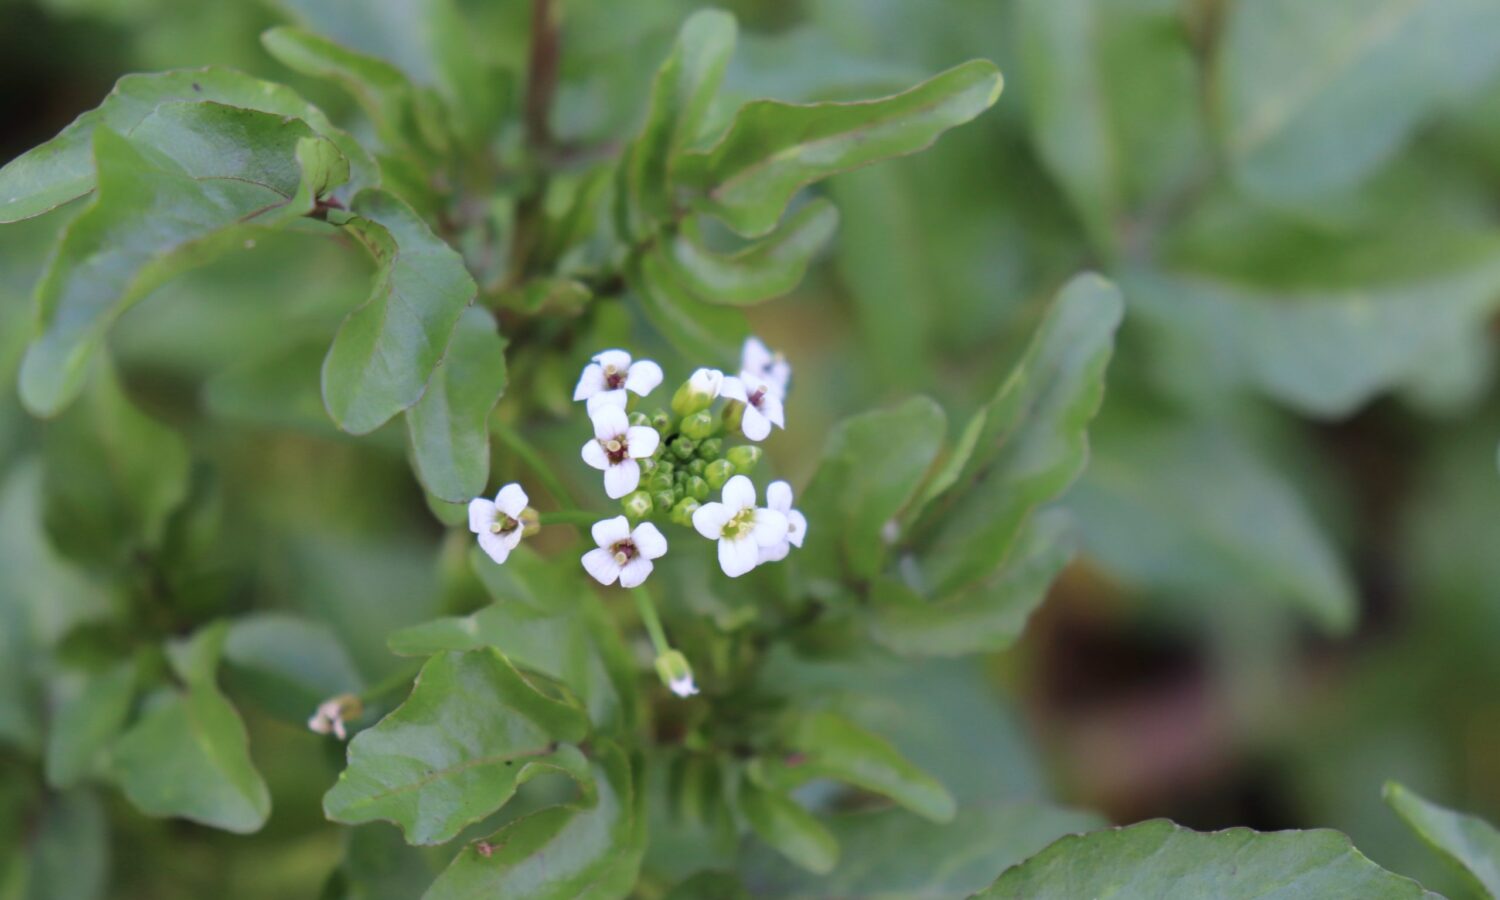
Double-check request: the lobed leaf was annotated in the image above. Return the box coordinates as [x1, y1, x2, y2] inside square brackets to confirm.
[322, 648, 591, 845]
[321, 188, 477, 435]
[675, 60, 1002, 237]
[976, 819, 1438, 898]
[405, 306, 507, 503]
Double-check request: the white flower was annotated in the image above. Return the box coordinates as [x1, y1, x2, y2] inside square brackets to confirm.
[654, 650, 699, 698]
[468, 483, 530, 565]
[668, 673, 698, 697]
[307, 695, 361, 740]
[741, 336, 790, 395]
[581, 405, 660, 498]
[581, 515, 668, 588]
[672, 367, 725, 417]
[721, 372, 785, 442]
[692, 475, 789, 577]
[573, 349, 663, 413]
[759, 480, 807, 563]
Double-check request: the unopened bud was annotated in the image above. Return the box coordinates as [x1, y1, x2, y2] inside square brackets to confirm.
[653, 650, 698, 698]
[519, 506, 541, 537]
[687, 475, 710, 502]
[671, 436, 697, 460]
[721, 400, 745, 435]
[628, 411, 651, 428]
[621, 491, 653, 519]
[705, 459, 735, 490]
[726, 445, 762, 474]
[686, 458, 707, 476]
[671, 368, 724, 417]
[651, 489, 676, 512]
[671, 497, 701, 527]
[650, 409, 673, 433]
[680, 410, 716, 440]
[697, 437, 723, 460]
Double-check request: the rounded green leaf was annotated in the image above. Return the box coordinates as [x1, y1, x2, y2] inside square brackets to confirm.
[1384, 781, 1500, 898]
[404, 306, 507, 503]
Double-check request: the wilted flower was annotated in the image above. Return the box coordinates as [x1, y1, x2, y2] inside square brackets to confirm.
[573, 349, 663, 413]
[759, 480, 807, 563]
[307, 694, 363, 740]
[692, 475, 789, 577]
[654, 649, 698, 698]
[468, 483, 532, 565]
[721, 372, 785, 442]
[582, 405, 660, 498]
[581, 515, 668, 588]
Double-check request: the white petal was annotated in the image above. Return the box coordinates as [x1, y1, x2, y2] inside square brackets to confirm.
[478, 531, 514, 565]
[769, 360, 792, 391]
[618, 556, 654, 589]
[721, 474, 756, 511]
[591, 404, 629, 439]
[689, 367, 724, 397]
[593, 349, 632, 372]
[739, 405, 771, 441]
[581, 547, 622, 585]
[692, 502, 733, 540]
[631, 522, 668, 559]
[604, 461, 641, 499]
[586, 389, 628, 416]
[759, 540, 790, 564]
[591, 515, 632, 549]
[787, 509, 807, 547]
[759, 392, 785, 429]
[501, 529, 525, 551]
[581, 439, 610, 470]
[494, 483, 529, 518]
[467, 498, 496, 534]
[718, 535, 760, 578]
[625, 359, 663, 395]
[719, 376, 748, 403]
[766, 480, 793, 513]
[626, 425, 660, 458]
[751, 508, 788, 547]
[572, 363, 606, 401]
[741, 336, 772, 373]
[669, 674, 699, 698]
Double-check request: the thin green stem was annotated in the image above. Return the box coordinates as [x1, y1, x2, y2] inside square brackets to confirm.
[539, 509, 599, 526]
[631, 586, 672, 657]
[492, 420, 576, 507]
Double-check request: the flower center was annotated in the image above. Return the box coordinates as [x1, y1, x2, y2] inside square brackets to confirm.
[611, 539, 638, 565]
[748, 386, 767, 409]
[489, 513, 518, 534]
[603, 364, 626, 389]
[722, 508, 756, 540]
[602, 436, 628, 463]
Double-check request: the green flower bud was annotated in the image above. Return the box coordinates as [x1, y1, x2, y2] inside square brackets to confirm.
[680, 410, 716, 440]
[648, 471, 674, 494]
[705, 459, 735, 490]
[628, 411, 651, 428]
[686, 458, 707, 476]
[638, 456, 658, 476]
[671, 437, 697, 460]
[519, 506, 541, 537]
[621, 491, 652, 519]
[721, 400, 745, 436]
[656, 458, 676, 475]
[697, 437, 723, 460]
[651, 489, 676, 512]
[653, 649, 698, 697]
[727, 445, 763, 474]
[651, 409, 673, 433]
[670, 497, 701, 527]
[671, 368, 725, 418]
[688, 475, 710, 502]
[674, 470, 690, 488]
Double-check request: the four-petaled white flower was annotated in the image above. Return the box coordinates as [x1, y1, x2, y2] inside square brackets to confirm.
[582, 405, 660, 498]
[759, 480, 807, 563]
[721, 372, 786, 442]
[307, 695, 361, 740]
[582, 516, 668, 588]
[468, 483, 530, 565]
[574, 349, 663, 413]
[741, 337, 790, 396]
[692, 475, 789, 577]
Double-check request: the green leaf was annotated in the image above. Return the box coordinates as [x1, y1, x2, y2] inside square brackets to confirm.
[322, 188, 477, 434]
[743, 802, 1104, 899]
[44, 659, 137, 789]
[221, 613, 364, 723]
[261, 27, 439, 159]
[621, 9, 738, 236]
[675, 60, 1003, 237]
[19, 116, 342, 416]
[1018, 0, 1205, 254]
[0, 67, 376, 223]
[628, 248, 748, 365]
[917, 273, 1122, 597]
[755, 711, 955, 823]
[405, 306, 507, 503]
[425, 742, 643, 899]
[110, 683, 271, 833]
[1069, 418, 1357, 633]
[19, 789, 108, 900]
[41, 358, 190, 565]
[740, 780, 839, 875]
[656, 198, 838, 306]
[799, 396, 946, 585]
[322, 648, 591, 845]
[1218, 0, 1500, 204]
[869, 508, 1075, 656]
[1384, 781, 1500, 898]
[976, 819, 1438, 898]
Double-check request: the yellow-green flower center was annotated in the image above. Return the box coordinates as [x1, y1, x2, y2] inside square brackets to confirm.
[723, 508, 756, 540]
